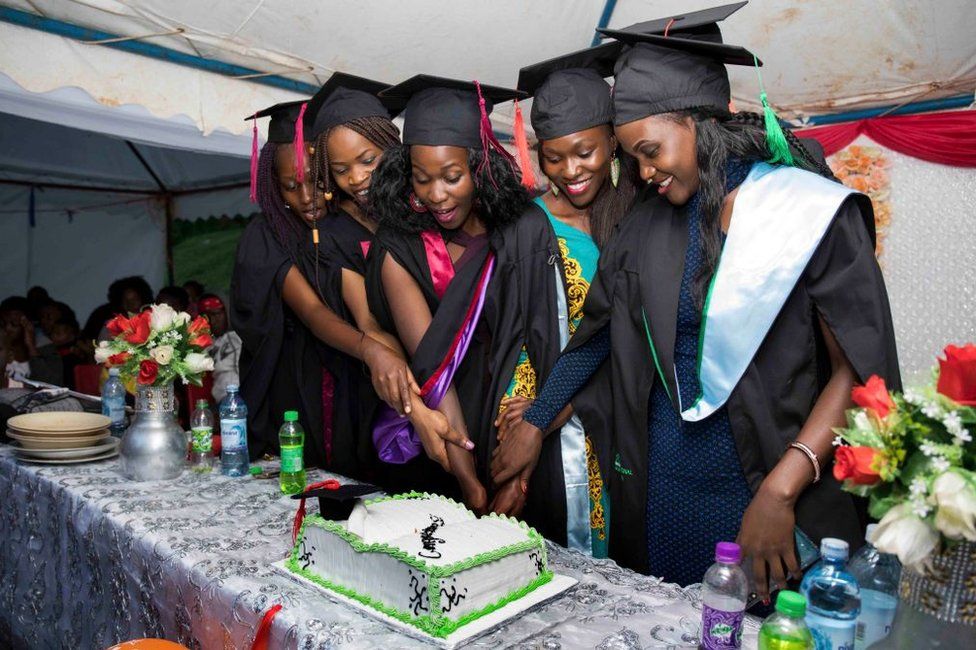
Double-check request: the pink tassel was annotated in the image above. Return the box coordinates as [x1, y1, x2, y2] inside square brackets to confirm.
[474, 80, 516, 189]
[249, 113, 259, 203]
[512, 100, 537, 189]
[293, 101, 308, 183]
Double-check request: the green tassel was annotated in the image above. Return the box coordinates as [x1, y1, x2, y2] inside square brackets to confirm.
[760, 91, 794, 166]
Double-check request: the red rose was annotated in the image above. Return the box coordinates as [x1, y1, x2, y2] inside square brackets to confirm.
[106, 314, 129, 336]
[107, 352, 131, 367]
[937, 343, 976, 406]
[137, 359, 159, 385]
[189, 333, 213, 349]
[833, 446, 882, 485]
[851, 375, 896, 420]
[125, 311, 151, 345]
[188, 316, 210, 335]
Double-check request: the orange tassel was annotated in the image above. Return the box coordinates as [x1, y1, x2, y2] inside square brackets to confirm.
[512, 100, 537, 190]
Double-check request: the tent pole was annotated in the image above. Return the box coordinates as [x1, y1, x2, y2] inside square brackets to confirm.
[165, 193, 175, 286]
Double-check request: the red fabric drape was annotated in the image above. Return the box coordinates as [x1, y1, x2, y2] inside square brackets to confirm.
[795, 110, 976, 167]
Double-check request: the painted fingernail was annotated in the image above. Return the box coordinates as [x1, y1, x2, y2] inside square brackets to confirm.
[762, 598, 770, 606]
[465, 441, 475, 450]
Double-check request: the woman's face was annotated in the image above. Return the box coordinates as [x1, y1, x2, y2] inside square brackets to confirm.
[38, 304, 62, 335]
[326, 126, 384, 208]
[121, 288, 143, 315]
[275, 143, 326, 225]
[540, 124, 616, 210]
[615, 114, 699, 206]
[1, 310, 25, 340]
[410, 145, 476, 231]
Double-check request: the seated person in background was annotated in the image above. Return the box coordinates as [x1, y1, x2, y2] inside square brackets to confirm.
[37, 300, 77, 339]
[155, 286, 190, 313]
[92, 276, 154, 342]
[183, 280, 204, 317]
[199, 294, 241, 403]
[50, 319, 90, 390]
[1, 296, 63, 385]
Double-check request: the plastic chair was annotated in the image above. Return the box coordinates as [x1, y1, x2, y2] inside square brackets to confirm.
[106, 640, 190, 650]
[74, 364, 101, 396]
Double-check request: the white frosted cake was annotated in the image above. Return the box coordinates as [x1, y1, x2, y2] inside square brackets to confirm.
[286, 492, 552, 638]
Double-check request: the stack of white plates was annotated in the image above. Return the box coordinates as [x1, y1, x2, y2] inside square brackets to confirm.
[7, 412, 120, 464]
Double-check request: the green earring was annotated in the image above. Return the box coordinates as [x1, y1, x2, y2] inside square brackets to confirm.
[550, 181, 559, 196]
[610, 155, 620, 189]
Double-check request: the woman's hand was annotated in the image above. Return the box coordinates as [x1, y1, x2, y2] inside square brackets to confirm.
[457, 474, 488, 515]
[490, 420, 543, 486]
[360, 335, 420, 416]
[410, 404, 473, 471]
[494, 396, 534, 442]
[736, 484, 801, 603]
[489, 475, 529, 517]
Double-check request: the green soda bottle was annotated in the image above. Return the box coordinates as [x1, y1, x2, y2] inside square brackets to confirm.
[278, 410, 306, 494]
[759, 591, 815, 650]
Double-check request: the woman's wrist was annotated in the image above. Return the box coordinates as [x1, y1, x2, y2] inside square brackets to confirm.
[761, 450, 815, 506]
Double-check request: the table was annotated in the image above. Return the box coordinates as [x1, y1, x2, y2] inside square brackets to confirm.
[0, 448, 760, 649]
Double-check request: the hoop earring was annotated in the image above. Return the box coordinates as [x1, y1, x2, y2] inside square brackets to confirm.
[409, 192, 428, 213]
[610, 154, 620, 189]
[549, 182, 559, 197]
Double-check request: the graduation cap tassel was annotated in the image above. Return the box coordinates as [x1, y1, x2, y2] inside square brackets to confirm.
[512, 100, 537, 190]
[753, 55, 794, 166]
[293, 102, 309, 183]
[292, 478, 340, 543]
[473, 80, 517, 189]
[249, 113, 259, 203]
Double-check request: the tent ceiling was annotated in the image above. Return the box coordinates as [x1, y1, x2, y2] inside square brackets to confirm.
[1, 0, 975, 137]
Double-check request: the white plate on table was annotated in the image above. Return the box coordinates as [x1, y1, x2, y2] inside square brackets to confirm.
[6, 430, 110, 450]
[14, 436, 120, 460]
[16, 448, 120, 465]
[7, 412, 111, 436]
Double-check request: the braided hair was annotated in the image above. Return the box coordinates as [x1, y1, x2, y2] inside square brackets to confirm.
[660, 107, 837, 307]
[311, 116, 401, 217]
[256, 141, 306, 258]
[370, 145, 530, 234]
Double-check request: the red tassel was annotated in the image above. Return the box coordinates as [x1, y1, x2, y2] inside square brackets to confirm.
[512, 100, 536, 190]
[250, 603, 282, 650]
[249, 113, 259, 204]
[293, 101, 308, 183]
[473, 80, 517, 189]
[292, 478, 341, 543]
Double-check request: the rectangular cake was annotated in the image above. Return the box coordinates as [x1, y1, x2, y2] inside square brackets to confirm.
[286, 492, 552, 638]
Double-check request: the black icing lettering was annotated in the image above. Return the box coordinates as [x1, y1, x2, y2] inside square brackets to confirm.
[529, 551, 544, 576]
[417, 515, 445, 560]
[408, 569, 429, 616]
[439, 578, 468, 614]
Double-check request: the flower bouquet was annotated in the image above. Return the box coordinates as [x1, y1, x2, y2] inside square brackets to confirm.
[93, 303, 214, 385]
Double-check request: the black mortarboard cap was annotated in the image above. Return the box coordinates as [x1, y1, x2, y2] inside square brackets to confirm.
[292, 482, 382, 521]
[246, 100, 309, 144]
[517, 42, 618, 141]
[380, 74, 525, 148]
[306, 72, 394, 139]
[598, 2, 759, 125]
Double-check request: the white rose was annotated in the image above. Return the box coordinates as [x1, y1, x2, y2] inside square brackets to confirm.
[173, 311, 191, 327]
[149, 303, 177, 332]
[94, 341, 113, 363]
[932, 472, 976, 542]
[185, 352, 214, 374]
[149, 345, 174, 366]
[871, 503, 939, 568]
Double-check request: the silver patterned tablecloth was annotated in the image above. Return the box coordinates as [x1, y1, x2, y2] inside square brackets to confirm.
[0, 448, 760, 649]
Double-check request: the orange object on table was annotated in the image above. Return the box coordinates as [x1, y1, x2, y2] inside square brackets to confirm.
[106, 640, 190, 650]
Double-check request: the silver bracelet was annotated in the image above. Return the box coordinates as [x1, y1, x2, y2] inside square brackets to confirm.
[789, 441, 821, 484]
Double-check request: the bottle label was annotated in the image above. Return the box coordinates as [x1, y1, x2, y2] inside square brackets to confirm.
[191, 426, 213, 453]
[854, 590, 897, 649]
[701, 605, 744, 649]
[807, 613, 856, 650]
[220, 418, 247, 451]
[280, 444, 304, 473]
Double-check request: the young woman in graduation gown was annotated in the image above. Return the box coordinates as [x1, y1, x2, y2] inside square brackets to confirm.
[366, 77, 530, 512]
[483, 56, 639, 558]
[493, 20, 900, 591]
[231, 101, 417, 470]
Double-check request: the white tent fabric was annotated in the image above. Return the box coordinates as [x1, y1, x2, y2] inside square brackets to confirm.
[1, 0, 974, 137]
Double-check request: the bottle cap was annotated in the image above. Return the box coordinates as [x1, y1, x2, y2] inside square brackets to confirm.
[715, 541, 741, 564]
[195, 399, 209, 409]
[108, 368, 120, 376]
[248, 466, 262, 476]
[865, 523, 878, 543]
[820, 537, 850, 561]
[776, 590, 807, 618]
[226, 384, 239, 392]
[284, 410, 299, 422]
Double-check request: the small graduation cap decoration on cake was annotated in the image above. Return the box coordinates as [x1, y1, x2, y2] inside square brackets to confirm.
[379, 74, 525, 186]
[291, 480, 382, 542]
[597, 1, 795, 165]
[245, 99, 311, 203]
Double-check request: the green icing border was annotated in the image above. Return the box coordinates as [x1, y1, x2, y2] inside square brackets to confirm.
[287, 493, 553, 638]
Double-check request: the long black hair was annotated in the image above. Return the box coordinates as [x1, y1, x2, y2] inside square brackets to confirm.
[663, 108, 837, 306]
[256, 141, 306, 258]
[370, 145, 530, 234]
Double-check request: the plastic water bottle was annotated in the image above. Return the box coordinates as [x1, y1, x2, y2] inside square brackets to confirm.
[101, 368, 127, 437]
[189, 399, 214, 473]
[278, 410, 306, 494]
[848, 525, 900, 649]
[700, 541, 748, 649]
[219, 384, 249, 476]
[759, 591, 815, 649]
[800, 538, 860, 650]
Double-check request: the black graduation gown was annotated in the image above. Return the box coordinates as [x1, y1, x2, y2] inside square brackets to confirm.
[482, 204, 612, 545]
[365, 225, 493, 496]
[567, 188, 901, 574]
[231, 215, 325, 463]
[303, 210, 381, 479]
